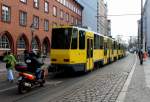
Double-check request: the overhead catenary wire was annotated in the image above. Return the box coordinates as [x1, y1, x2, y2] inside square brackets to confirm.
[96, 13, 141, 18]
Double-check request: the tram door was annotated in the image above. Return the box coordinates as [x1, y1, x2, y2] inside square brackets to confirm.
[86, 38, 94, 71]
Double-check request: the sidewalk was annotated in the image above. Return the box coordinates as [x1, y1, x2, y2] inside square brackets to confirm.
[120, 56, 150, 102]
[0, 61, 6, 73]
[0, 61, 7, 80]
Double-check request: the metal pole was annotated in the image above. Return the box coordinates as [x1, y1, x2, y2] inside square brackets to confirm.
[141, 0, 143, 50]
[31, 31, 34, 50]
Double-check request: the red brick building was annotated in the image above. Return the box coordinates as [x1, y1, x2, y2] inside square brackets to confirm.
[0, 0, 83, 59]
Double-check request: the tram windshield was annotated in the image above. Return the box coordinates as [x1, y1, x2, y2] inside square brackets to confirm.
[51, 28, 72, 49]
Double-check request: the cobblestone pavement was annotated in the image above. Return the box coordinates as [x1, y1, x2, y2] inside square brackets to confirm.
[48, 54, 136, 102]
[50, 72, 128, 102]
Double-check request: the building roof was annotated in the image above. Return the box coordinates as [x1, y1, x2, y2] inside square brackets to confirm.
[75, 0, 84, 10]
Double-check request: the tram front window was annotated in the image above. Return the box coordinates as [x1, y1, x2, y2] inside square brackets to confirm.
[52, 28, 72, 49]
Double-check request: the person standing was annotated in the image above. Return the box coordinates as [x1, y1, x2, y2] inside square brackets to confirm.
[3, 51, 16, 83]
[138, 49, 144, 65]
[148, 48, 150, 57]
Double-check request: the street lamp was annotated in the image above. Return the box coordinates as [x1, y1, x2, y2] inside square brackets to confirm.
[30, 23, 35, 50]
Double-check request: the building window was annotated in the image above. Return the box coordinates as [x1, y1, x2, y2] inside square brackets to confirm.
[19, 11, 27, 26]
[44, 1, 49, 13]
[2, 5, 11, 22]
[60, 10, 63, 19]
[44, 19, 49, 31]
[60, 0, 63, 4]
[33, 0, 39, 8]
[66, 13, 69, 22]
[57, 0, 60, 2]
[20, 0, 27, 3]
[65, 0, 68, 7]
[33, 16, 39, 29]
[62, 0, 66, 5]
[71, 28, 78, 49]
[17, 37, 26, 48]
[75, 18, 78, 25]
[0, 35, 10, 49]
[53, 6, 57, 17]
[79, 30, 85, 49]
[78, 20, 81, 25]
[71, 16, 74, 24]
[32, 38, 39, 50]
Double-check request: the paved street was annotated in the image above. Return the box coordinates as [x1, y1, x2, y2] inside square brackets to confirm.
[0, 54, 140, 102]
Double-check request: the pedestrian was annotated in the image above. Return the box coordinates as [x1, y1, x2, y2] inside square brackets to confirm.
[138, 49, 144, 65]
[3, 51, 17, 83]
[148, 48, 150, 57]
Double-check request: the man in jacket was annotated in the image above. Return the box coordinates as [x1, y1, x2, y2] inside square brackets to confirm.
[3, 51, 16, 82]
[24, 51, 43, 80]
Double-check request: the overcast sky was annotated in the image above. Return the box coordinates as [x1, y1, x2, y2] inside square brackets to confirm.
[106, 0, 145, 42]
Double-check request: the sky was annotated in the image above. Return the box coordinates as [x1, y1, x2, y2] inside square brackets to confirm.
[106, 0, 145, 42]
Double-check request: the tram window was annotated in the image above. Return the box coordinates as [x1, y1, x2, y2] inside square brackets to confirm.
[119, 44, 121, 49]
[100, 36, 104, 49]
[51, 28, 72, 49]
[91, 39, 93, 57]
[71, 28, 78, 49]
[79, 30, 85, 49]
[104, 42, 107, 56]
[116, 43, 119, 49]
[108, 39, 111, 49]
[113, 42, 115, 49]
[114, 41, 117, 49]
[94, 35, 99, 49]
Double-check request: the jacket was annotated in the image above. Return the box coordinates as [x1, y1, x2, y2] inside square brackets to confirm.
[3, 54, 16, 69]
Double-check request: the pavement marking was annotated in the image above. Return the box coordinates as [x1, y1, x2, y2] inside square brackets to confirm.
[0, 86, 16, 93]
[116, 54, 137, 102]
[46, 81, 63, 85]
[0, 80, 62, 93]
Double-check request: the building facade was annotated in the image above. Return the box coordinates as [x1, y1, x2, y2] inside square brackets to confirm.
[107, 19, 111, 36]
[76, 0, 98, 32]
[143, 0, 150, 51]
[0, 0, 83, 59]
[76, 0, 108, 35]
[140, 0, 149, 51]
[138, 20, 141, 49]
[99, 0, 108, 35]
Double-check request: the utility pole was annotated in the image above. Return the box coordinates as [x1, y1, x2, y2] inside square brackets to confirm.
[141, 0, 143, 50]
[129, 36, 132, 49]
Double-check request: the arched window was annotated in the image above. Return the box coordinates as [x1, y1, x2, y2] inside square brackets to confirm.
[43, 40, 49, 55]
[32, 38, 38, 50]
[17, 37, 26, 49]
[0, 35, 10, 49]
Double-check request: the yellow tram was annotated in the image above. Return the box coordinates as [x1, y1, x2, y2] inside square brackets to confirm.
[49, 26, 125, 73]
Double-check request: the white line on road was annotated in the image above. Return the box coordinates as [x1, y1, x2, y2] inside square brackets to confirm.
[0, 86, 16, 93]
[0, 81, 62, 93]
[116, 54, 137, 102]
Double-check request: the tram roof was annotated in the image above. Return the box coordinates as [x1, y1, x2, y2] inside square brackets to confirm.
[52, 25, 119, 42]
